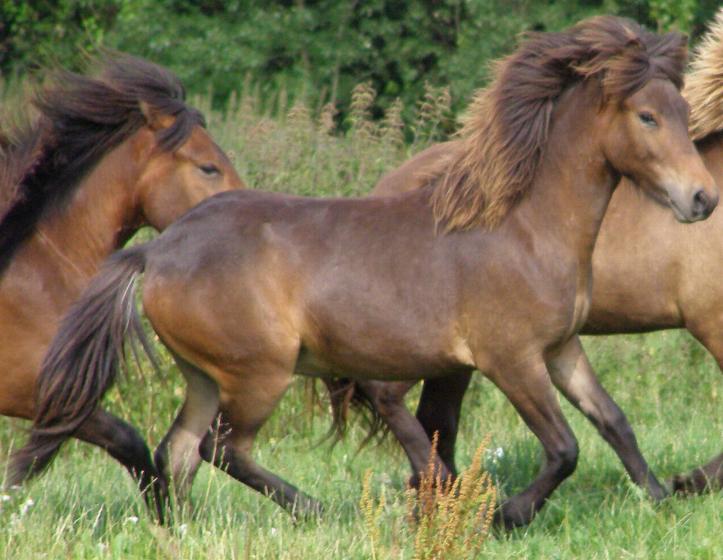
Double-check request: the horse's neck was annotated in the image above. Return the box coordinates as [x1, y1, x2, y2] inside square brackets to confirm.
[29, 140, 141, 288]
[518, 84, 618, 265]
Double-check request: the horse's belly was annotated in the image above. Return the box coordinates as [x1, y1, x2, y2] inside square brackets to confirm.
[583, 282, 681, 334]
[294, 337, 469, 382]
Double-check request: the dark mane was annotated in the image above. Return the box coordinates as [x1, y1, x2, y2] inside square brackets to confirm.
[431, 15, 687, 232]
[0, 53, 204, 272]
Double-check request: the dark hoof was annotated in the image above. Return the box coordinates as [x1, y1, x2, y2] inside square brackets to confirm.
[147, 476, 170, 525]
[494, 499, 533, 530]
[668, 470, 713, 496]
[647, 479, 669, 503]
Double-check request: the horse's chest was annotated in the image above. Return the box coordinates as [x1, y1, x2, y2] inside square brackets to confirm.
[564, 264, 593, 339]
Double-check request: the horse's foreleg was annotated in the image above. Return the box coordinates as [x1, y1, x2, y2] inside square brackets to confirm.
[547, 335, 667, 501]
[415, 372, 473, 478]
[75, 408, 166, 521]
[484, 356, 579, 528]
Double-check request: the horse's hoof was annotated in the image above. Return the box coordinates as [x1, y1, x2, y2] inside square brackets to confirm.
[150, 478, 171, 525]
[648, 479, 669, 502]
[668, 470, 712, 496]
[494, 499, 533, 530]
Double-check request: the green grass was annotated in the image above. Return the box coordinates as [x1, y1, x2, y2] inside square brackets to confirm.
[1, 95, 720, 559]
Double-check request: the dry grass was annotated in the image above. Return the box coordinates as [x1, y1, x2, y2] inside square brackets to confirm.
[360, 469, 387, 560]
[191, 82, 455, 200]
[407, 433, 496, 560]
[360, 432, 496, 560]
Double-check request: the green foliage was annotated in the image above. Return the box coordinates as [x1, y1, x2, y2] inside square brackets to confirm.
[2, 1, 721, 122]
[648, 0, 696, 32]
[0, 1, 116, 72]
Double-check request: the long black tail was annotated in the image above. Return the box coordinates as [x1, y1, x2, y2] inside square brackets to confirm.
[10, 244, 153, 484]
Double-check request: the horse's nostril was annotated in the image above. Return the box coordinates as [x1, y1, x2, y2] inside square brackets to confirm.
[692, 189, 711, 217]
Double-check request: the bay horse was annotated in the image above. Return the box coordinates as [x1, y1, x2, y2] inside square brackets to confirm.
[330, 10, 723, 496]
[11, 17, 718, 528]
[0, 54, 243, 516]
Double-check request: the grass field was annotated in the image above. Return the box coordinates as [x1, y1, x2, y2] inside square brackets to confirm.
[0, 92, 720, 559]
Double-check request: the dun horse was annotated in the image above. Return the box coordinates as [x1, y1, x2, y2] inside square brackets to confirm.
[0, 55, 243, 515]
[12, 17, 718, 528]
[332, 10, 723, 495]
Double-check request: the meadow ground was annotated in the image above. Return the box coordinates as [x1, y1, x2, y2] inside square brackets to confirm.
[0, 91, 720, 559]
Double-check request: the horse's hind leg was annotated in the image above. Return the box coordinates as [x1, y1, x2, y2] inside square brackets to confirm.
[199, 365, 322, 519]
[670, 453, 723, 494]
[483, 354, 580, 528]
[153, 355, 220, 503]
[354, 379, 451, 487]
[75, 408, 166, 521]
[547, 336, 667, 500]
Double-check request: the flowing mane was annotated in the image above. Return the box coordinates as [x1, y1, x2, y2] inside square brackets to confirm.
[685, 8, 723, 141]
[431, 16, 687, 232]
[0, 53, 204, 271]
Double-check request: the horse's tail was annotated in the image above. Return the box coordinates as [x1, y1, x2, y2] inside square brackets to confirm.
[10, 244, 153, 483]
[324, 378, 388, 446]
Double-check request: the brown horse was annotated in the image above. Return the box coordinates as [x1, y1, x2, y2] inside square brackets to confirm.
[11, 17, 718, 528]
[0, 54, 243, 515]
[332, 10, 723, 495]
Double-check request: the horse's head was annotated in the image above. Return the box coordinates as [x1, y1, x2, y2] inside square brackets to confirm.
[601, 77, 718, 222]
[581, 20, 719, 222]
[132, 103, 244, 231]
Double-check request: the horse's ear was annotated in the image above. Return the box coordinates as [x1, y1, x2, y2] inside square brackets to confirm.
[139, 101, 175, 130]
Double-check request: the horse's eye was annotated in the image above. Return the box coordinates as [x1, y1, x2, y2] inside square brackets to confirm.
[638, 112, 657, 127]
[199, 163, 221, 176]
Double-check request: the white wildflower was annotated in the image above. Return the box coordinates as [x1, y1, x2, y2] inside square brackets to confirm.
[125, 515, 139, 524]
[19, 498, 34, 516]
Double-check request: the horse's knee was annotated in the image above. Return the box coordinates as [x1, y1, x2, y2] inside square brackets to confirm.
[372, 388, 404, 417]
[551, 439, 579, 478]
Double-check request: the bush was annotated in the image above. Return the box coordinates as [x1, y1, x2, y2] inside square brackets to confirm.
[2, 1, 720, 123]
